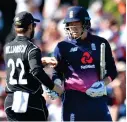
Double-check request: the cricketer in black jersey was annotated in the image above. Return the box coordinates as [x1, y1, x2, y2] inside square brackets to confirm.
[3, 11, 63, 121]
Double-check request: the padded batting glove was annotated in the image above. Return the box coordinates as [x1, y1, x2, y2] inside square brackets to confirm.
[86, 81, 107, 97]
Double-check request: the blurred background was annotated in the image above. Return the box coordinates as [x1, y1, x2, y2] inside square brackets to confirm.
[0, 0, 126, 121]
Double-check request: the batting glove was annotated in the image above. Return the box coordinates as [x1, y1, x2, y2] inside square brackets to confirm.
[86, 81, 107, 97]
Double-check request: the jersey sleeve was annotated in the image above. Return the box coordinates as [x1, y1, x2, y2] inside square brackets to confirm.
[28, 47, 54, 90]
[105, 40, 118, 81]
[52, 44, 67, 82]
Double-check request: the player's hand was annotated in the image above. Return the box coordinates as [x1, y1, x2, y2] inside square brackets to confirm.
[52, 79, 64, 96]
[43, 86, 59, 100]
[42, 79, 64, 100]
[52, 84, 63, 97]
[41, 57, 58, 68]
[86, 81, 107, 97]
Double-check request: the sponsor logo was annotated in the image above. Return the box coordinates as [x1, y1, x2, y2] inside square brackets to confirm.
[70, 47, 78, 52]
[81, 52, 93, 64]
[81, 64, 95, 69]
[80, 52, 95, 69]
[91, 84, 102, 89]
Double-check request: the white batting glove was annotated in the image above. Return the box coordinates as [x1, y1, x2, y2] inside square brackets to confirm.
[86, 81, 107, 97]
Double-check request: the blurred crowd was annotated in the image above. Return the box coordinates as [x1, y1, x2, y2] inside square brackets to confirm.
[0, 0, 126, 121]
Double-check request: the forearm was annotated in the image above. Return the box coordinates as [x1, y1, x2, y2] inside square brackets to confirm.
[33, 69, 63, 96]
[52, 69, 64, 83]
[105, 40, 118, 81]
[33, 69, 55, 90]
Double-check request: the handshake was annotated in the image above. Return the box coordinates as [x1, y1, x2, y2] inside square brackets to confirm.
[42, 79, 64, 100]
[41, 57, 63, 99]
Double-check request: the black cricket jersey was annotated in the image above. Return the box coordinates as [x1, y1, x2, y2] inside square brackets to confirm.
[4, 36, 54, 95]
[52, 33, 118, 92]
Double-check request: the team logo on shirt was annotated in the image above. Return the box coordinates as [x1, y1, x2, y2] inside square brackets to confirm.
[81, 52, 93, 64]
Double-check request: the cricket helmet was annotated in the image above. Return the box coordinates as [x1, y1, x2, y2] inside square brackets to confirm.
[64, 6, 91, 39]
[64, 6, 91, 30]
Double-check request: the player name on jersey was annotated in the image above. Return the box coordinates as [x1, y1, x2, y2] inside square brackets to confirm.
[5, 45, 27, 54]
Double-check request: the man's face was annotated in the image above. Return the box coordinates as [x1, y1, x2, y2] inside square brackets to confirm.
[68, 21, 83, 39]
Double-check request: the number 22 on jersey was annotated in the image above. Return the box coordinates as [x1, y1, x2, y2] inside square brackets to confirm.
[7, 58, 27, 85]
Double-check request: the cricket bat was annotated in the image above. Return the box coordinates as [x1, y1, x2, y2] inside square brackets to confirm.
[100, 43, 107, 95]
[100, 43, 106, 79]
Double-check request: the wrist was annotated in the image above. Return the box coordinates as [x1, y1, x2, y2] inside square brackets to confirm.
[52, 84, 63, 95]
[103, 76, 112, 86]
[52, 84, 57, 91]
